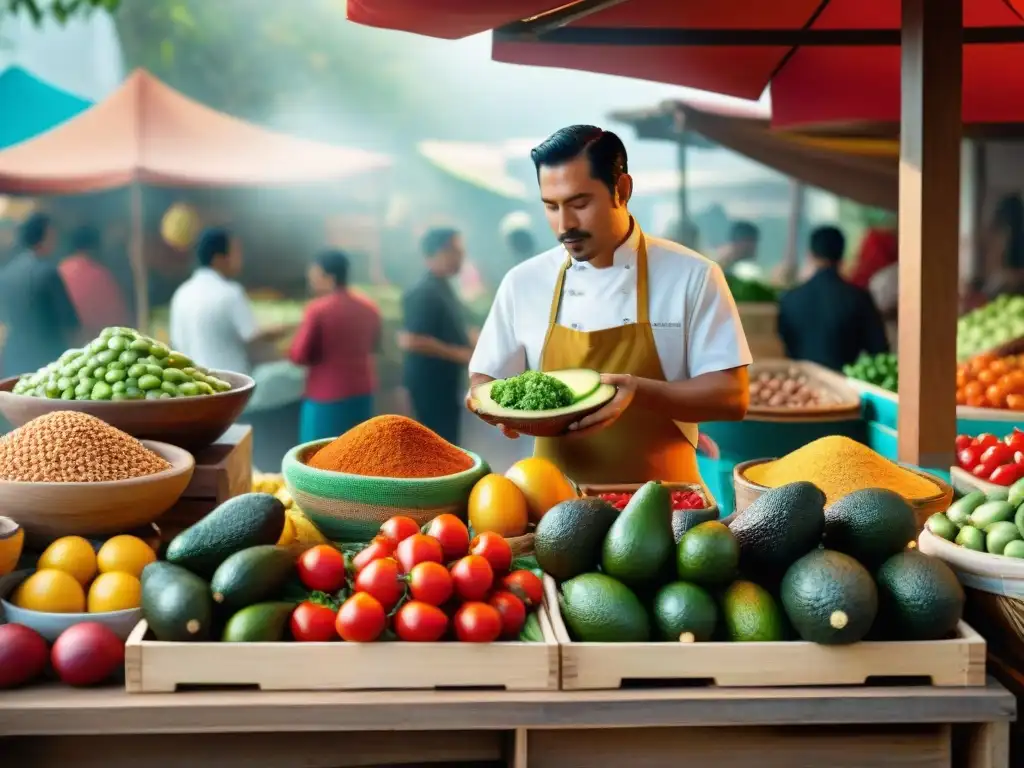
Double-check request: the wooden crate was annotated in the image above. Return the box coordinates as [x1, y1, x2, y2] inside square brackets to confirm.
[124, 607, 560, 693]
[544, 576, 986, 690]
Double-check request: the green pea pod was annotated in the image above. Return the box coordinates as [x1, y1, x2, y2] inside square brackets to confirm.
[165, 353, 195, 370]
[138, 374, 162, 391]
[162, 368, 188, 383]
[160, 381, 180, 396]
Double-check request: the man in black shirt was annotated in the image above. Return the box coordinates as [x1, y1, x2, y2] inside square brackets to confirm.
[778, 226, 889, 371]
[0, 213, 79, 378]
[399, 228, 475, 443]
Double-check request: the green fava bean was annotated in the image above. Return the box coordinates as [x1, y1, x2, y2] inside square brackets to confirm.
[162, 368, 187, 383]
[128, 364, 147, 379]
[89, 338, 108, 354]
[56, 376, 72, 391]
[177, 382, 199, 397]
[160, 381, 179, 396]
[91, 381, 114, 400]
[106, 335, 130, 352]
[105, 368, 127, 384]
[61, 388, 75, 400]
[74, 381, 92, 397]
[138, 374, 162, 391]
[125, 377, 139, 389]
[165, 353, 194, 369]
[118, 350, 141, 366]
[96, 349, 118, 365]
[144, 364, 165, 376]
[60, 364, 80, 378]
[129, 338, 152, 352]
[92, 366, 107, 381]
[111, 392, 128, 401]
[111, 381, 127, 394]
[144, 390, 163, 400]
[149, 344, 169, 359]
[44, 383, 60, 398]
[195, 381, 215, 395]
[124, 389, 145, 400]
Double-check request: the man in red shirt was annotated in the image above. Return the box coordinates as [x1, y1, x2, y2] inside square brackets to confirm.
[58, 225, 130, 337]
[289, 250, 382, 442]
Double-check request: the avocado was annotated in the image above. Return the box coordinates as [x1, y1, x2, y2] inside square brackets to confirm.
[222, 602, 295, 642]
[969, 500, 1015, 529]
[210, 546, 295, 610]
[780, 549, 878, 645]
[166, 493, 286, 578]
[721, 580, 785, 642]
[141, 561, 214, 642]
[925, 513, 958, 542]
[534, 498, 618, 581]
[823, 488, 917, 568]
[653, 581, 717, 642]
[560, 572, 650, 642]
[676, 521, 739, 586]
[729, 481, 826, 577]
[946, 491, 986, 527]
[601, 481, 675, 588]
[874, 550, 964, 640]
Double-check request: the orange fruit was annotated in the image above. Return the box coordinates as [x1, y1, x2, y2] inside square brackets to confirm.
[468, 474, 530, 537]
[1006, 394, 1024, 411]
[96, 535, 156, 578]
[87, 572, 142, 613]
[0, 517, 24, 578]
[505, 457, 578, 523]
[37, 536, 97, 586]
[978, 369, 997, 386]
[12, 569, 86, 613]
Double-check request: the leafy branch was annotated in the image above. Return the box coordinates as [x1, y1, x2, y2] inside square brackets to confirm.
[4, 0, 120, 25]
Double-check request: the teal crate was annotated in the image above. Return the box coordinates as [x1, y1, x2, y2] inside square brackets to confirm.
[847, 378, 899, 430]
[865, 420, 898, 460]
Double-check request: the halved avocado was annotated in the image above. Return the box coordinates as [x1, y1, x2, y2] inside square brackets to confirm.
[472, 368, 616, 437]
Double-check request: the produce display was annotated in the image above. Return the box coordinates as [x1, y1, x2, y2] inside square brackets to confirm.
[473, 368, 615, 420]
[748, 367, 846, 409]
[956, 353, 1024, 410]
[12, 327, 233, 401]
[726, 273, 778, 304]
[926, 477, 1024, 558]
[0, 412, 170, 482]
[843, 352, 898, 393]
[742, 435, 939, 505]
[956, 293, 1024, 361]
[955, 429, 1024, 485]
[538, 480, 964, 645]
[598, 487, 705, 512]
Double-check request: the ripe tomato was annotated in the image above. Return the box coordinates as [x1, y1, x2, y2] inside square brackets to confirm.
[973, 433, 1000, 451]
[453, 602, 502, 643]
[488, 591, 527, 638]
[352, 536, 396, 572]
[981, 443, 1013, 467]
[450, 555, 494, 601]
[958, 446, 981, 471]
[990, 462, 1024, 486]
[336, 592, 386, 642]
[379, 516, 420, 546]
[469, 531, 513, 575]
[424, 514, 470, 561]
[407, 561, 453, 606]
[501, 570, 544, 607]
[955, 434, 972, 452]
[354, 557, 404, 611]
[297, 545, 347, 592]
[1005, 430, 1024, 454]
[290, 600, 338, 642]
[395, 534, 444, 573]
[394, 601, 448, 642]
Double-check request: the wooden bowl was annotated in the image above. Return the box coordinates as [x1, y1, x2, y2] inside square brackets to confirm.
[733, 457, 953, 529]
[0, 441, 195, 545]
[0, 370, 254, 451]
[468, 385, 616, 438]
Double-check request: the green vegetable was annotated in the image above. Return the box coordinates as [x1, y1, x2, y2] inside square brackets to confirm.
[489, 370, 575, 411]
[843, 352, 899, 392]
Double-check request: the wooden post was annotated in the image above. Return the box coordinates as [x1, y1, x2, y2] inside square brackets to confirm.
[129, 183, 149, 332]
[897, 0, 962, 468]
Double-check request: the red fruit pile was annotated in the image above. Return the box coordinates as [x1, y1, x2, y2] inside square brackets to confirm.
[956, 429, 1024, 486]
[599, 489, 705, 511]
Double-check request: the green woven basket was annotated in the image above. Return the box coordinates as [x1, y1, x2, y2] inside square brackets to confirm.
[282, 439, 490, 541]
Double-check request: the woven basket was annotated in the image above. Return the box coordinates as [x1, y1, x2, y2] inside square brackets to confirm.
[282, 439, 490, 542]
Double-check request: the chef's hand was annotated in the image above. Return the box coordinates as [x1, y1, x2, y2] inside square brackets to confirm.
[465, 388, 520, 439]
[567, 373, 637, 437]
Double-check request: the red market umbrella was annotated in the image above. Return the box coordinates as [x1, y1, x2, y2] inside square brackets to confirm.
[347, 0, 1024, 129]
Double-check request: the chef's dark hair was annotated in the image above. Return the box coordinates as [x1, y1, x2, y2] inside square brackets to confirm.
[422, 227, 460, 258]
[810, 225, 846, 263]
[315, 249, 349, 288]
[530, 126, 628, 198]
[20, 212, 52, 249]
[196, 227, 231, 266]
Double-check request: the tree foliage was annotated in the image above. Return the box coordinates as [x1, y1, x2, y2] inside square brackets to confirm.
[3, 0, 119, 25]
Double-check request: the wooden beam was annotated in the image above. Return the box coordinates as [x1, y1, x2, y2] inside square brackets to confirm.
[519, 0, 629, 35]
[896, 0, 962, 468]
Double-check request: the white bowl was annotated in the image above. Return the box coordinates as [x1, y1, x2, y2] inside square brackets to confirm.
[0, 598, 141, 642]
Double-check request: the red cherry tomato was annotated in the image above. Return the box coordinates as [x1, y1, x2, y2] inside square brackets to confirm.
[974, 462, 998, 479]
[958, 446, 982, 471]
[454, 602, 503, 643]
[1016, 451, 1024, 465]
[424, 514, 471, 561]
[469, 531, 513, 575]
[395, 533, 444, 573]
[297, 545, 347, 592]
[394, 601, 448, 642]
[354, 557, 404, 611]
[488, 591, 527, 638]
[981, 443, 1013, 467]
[290, 600, 338, 642]
[450, 555, 494, 601]
[955, 434, 972, 452]
[407, 561, 453, 606]
[335, 592, 386, 642]
[379, 516, 420, 546]
[501, 570, 544, 607]
[1005, 431, 1024, 454]
[989, 462, 1024, 486]
[973, 433, 1000, 450]
[352, 536, 395, 572]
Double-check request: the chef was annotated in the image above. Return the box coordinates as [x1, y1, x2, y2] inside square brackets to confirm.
[467, 126, 751, 484]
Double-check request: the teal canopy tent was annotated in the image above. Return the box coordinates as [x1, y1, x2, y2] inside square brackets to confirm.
[0, 65, 92, 150]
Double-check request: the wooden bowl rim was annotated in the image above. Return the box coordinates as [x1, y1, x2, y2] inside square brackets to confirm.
[918, 527, 1024, 580]
[0, 439, 194, 490]
[0, 369, 255, 406]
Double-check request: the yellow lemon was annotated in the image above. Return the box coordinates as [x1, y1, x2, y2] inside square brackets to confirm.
[277, 516, 296, 547]
[37, 536, 97, 586]
[87, 571, 142, 613]
[12, 569, 86, 613]
[468, 474, 530, 537]
[96, 535, 156, 578]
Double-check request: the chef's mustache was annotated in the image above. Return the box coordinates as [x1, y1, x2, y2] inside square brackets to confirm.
[559, 229, 591, 243]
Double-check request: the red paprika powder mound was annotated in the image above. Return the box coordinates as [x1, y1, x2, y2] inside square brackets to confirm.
[307, 415, 474, 478]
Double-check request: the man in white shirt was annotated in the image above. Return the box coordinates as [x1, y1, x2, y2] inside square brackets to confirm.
[468, 126, 750, 484]
[169, 228, 290, 375]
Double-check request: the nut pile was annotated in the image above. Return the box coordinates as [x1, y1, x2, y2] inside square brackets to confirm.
[748, 368, 843, 409]
[0, 411, 171, 483]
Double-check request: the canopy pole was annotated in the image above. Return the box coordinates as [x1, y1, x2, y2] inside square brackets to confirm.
[129, 183, 149, 333]
[896, 0, 962, 468]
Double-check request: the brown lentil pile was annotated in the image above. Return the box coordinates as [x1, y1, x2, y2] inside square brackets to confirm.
[0, 411, 171, 483]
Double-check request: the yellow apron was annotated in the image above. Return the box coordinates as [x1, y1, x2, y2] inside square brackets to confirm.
[534, 228, 701, 485]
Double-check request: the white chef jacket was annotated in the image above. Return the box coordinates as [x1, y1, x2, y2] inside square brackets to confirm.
[169, 267, 258, 375]
[469, 227, 752, 381]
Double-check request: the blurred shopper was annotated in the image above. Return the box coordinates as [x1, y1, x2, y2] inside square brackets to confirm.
[289, 250, 382, 442]
[981, 193, 1024, 297]
[501, 211, 537, 264]
[0, 213, 79, 377]
[848, 226, 898, 290]
[715, 220, 761, 275]
[778, 226, 889, 371]
[170, 227, 291, 375]
[399, 227, 474, 443]
[58, 224, 131, 337]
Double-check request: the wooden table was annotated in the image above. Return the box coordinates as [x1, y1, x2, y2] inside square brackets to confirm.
[0, 680, 1015, 768]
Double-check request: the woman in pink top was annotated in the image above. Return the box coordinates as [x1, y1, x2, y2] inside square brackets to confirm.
[58, 225, 130, 336]
[289, 250, 382, 443]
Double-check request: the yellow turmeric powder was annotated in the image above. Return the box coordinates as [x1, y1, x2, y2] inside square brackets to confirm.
[743, 435, 939, 505]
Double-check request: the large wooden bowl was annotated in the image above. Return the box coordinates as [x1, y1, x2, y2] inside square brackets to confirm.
[0, 441, 195, 545]
[732, 457, 953, 530]
[467, 388, 616, 438]
[0, 370, 254, 450]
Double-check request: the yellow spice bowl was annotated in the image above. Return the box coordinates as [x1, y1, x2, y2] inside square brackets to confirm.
[731, 457, 954, 530]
